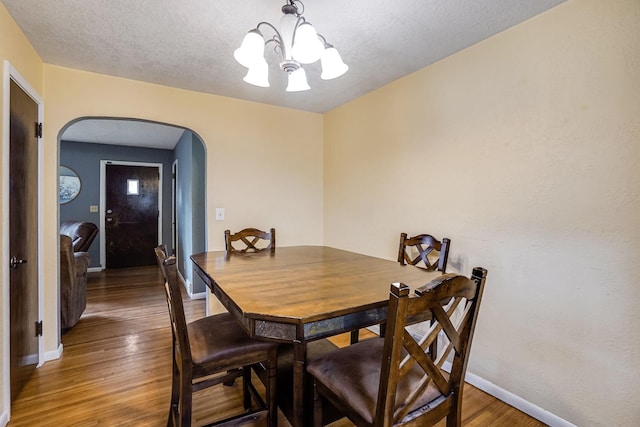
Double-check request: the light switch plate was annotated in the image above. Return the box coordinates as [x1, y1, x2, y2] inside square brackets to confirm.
[215, 208, 225, 221]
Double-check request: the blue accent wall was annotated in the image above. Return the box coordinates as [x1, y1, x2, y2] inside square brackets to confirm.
[174, 131, 207, 293]
[60, 140, 175, 268]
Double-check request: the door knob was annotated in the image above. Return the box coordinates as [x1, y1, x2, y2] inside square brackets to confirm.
[10, 256, 27, 269]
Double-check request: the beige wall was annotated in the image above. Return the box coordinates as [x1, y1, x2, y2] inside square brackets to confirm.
[323, 0, 639, 425]
[0, 1, 44, 420]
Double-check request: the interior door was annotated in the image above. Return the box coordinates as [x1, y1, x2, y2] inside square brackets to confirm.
[105, 164, 159, 268]
[9, 79, 39, 401]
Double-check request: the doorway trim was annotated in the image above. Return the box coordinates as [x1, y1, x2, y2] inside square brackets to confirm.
[2, 60, 45, 419]
[172, 159, 178, 257]
[99, 160, 163, 269]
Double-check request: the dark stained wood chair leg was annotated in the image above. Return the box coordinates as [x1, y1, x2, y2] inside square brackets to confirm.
[312, 385, 323, 427]
[267, 348, 278, 427]
[180, 368, 193, 426]
[167, 344, 179, 426]
[379, 323, 386, 338]
[349, 329, 359, 344]
[243, 367, 252, 410]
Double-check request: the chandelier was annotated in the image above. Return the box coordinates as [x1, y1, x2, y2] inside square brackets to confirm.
[233, 0, 348, 92]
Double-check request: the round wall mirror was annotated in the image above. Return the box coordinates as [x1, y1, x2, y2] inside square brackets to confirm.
[59, 165, 81, 204]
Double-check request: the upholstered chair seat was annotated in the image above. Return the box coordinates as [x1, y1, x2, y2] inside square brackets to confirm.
[307, 338, 443, 425]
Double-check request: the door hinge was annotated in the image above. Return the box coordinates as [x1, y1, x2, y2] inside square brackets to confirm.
[35, 122, 43, 138]
[35, 320, 43, 337]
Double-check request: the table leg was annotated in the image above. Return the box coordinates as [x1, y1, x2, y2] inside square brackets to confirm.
[292, 341, 307, 427]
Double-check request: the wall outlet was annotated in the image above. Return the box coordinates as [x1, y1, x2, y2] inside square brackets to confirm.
[89, 205, 98, 213]
[215, 208, 225, 221]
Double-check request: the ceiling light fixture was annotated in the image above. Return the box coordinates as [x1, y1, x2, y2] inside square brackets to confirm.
[233, 0, 348, 92]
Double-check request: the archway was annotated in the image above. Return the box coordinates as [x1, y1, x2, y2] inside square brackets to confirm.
[56, 117, 208, 309]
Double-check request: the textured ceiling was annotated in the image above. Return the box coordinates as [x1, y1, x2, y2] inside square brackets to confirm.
[62, 119, 187, 150]
[3, 0, 566, 147]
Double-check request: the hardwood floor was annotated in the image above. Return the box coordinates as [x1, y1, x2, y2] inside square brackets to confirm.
[8, 266, 546, 426]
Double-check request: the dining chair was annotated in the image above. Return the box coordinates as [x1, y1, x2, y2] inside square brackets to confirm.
[307, 267, 488, 427]
[225, 228, 276, 253]
[398, 232, 451, 272]
[369, 232, 452, 355]
[350, 232, 451, 345]
[154, 246, 279, 427]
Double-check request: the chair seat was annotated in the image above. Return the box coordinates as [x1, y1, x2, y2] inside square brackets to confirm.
[307, 337, 442, 425]
[188, 313, 277, 367]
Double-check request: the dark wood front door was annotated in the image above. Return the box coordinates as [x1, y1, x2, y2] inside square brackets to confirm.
[9, 79, 39, 401]
[105, 164, 160, 268]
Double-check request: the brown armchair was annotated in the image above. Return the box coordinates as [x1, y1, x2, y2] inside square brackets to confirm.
[60, 234, 90, 329]
[60, 221, 98, 252]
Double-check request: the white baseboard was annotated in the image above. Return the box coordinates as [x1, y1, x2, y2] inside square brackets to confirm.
[44, 343, 63, 362]
[441, 361, 575, 427]
[177, 272, 205, 300]
[87, 267, 102, 273]
[188, 291, 206, 300]
[1, 411, 9, 427]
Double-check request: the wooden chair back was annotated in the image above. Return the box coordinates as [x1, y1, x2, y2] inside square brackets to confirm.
[398, 232, 450, 272]
[154, 244, 169, 277]
[225, 227, 276, 253]
[154, 247, 193, 375]
[376, 267, 487, 426]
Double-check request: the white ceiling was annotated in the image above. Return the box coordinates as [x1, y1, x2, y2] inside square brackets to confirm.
[3, 0, 566, 148]
[62, 119, 187, 150]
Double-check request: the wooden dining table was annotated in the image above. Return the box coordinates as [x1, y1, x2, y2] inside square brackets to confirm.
[191, 245, 442, 427]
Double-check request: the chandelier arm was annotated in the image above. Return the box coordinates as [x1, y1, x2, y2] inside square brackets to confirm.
[265, 38, 284, 59]
[256, 21, 282, 40]
[256, 22, 286, 60]
[290, 16, 306, 46]
[317, 33, 330, 47]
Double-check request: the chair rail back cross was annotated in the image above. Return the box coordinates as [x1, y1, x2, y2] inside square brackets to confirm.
[225, 228, 276, 253]
[398, 233, 450, 272]
[307, 267, 488, 427]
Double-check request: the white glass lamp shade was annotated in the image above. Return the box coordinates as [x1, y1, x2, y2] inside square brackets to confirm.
[291, 23, 324, 64]
[243, 58, 270, 87]
[279, 12, 298, 60]
[320, 46, 348, 80]
[234, 29, 265, 68]
[286, 68, 310, 92]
